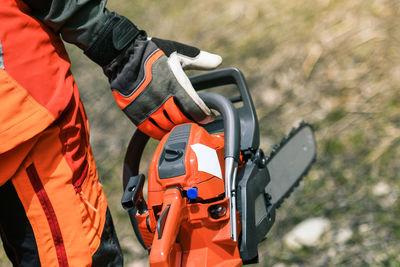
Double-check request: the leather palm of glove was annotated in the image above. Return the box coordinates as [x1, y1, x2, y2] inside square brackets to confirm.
[85, 13, 222, 139]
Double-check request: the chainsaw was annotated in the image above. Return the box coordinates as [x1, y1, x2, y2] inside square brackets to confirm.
[121, 68, 317, 266]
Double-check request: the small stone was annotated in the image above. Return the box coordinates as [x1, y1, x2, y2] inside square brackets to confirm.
[358, 224, 371, 233]
[262, 89, 283, 107]
[327, 247, 336, 258]
[283, 217, 331, 249]
[372, 182, 390, 196]
[335, 228, 353, 244]
[272, 263, 286, 267]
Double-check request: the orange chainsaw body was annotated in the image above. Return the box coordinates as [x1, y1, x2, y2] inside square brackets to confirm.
[123, 69, 317, 267]
[135, 123, 242, 267]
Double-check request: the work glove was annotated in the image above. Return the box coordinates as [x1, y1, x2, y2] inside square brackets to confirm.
[85, 13, 222, 139]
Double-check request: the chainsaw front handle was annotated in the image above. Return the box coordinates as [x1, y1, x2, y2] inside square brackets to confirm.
[199, 92, 240, 160]
[200, 92, 240, 242]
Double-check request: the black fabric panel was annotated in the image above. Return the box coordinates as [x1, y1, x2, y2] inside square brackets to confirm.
[152, 38, 200, 58]
[22, 0, 52, 15]
[105, 40, 157, 95]
[92, 209, 124, 267]
[121, 54, 173, 125]
[0, 180, 41, 267]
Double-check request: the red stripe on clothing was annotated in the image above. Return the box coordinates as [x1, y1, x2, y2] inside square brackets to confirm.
[26, 164, 69, 267]
[72, 162, 89, 193]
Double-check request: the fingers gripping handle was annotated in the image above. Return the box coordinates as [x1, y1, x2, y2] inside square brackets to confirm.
[199, 92, 241, 241]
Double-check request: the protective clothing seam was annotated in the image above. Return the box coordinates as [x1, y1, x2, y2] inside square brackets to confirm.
[0, 40, 4, 69]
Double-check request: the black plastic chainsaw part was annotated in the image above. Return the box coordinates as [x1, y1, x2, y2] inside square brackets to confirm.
[190, 68, 260, 152]
[236, 149, 275, 264]
[236, 122, 316, 264]
[121, 174, 146, 211]
[158, 124, 191, 179]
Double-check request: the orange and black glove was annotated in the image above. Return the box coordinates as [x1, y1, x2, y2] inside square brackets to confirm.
[85, 13, 222, 139]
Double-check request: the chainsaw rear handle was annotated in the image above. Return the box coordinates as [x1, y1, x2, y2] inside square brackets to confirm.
[122, 130, 150, 249]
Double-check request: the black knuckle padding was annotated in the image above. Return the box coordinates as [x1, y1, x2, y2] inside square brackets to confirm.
[85, 13, 142, 66]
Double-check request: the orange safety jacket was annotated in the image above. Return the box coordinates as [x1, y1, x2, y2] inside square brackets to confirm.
[0, 1, 122, 266]
[0, 0, 76, 185]
[0, 3, 112, 265]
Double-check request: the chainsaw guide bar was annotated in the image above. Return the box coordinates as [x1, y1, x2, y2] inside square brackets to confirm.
[264, 121, 317, 210]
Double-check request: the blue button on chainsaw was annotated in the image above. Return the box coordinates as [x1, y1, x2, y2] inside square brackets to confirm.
[187, 188, 198, 199]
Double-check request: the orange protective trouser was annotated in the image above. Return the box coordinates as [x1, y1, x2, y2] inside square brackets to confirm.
[0, 0, 122, 266]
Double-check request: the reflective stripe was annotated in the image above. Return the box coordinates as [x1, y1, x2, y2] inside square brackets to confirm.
[0, 40, 4, 69]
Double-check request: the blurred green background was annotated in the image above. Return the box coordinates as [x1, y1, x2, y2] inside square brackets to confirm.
[2, 0, 400, 266]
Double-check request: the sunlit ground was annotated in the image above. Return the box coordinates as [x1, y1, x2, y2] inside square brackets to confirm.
[2, 0, 400, 266]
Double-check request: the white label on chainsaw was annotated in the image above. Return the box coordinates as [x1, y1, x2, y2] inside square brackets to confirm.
[190, 144, 222, 179]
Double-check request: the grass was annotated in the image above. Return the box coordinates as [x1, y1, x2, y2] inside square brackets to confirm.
[2, 0, 400, 266]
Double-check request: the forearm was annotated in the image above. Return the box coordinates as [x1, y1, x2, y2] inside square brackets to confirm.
[22, 0, 111, 50]
[22, 0, 142, 66]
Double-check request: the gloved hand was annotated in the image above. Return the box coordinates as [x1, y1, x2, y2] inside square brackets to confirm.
[104, 36, 222, 139]
[85, 13, 222, 139]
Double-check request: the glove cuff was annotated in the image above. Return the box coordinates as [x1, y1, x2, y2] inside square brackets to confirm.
[84, 13, 145, 66]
